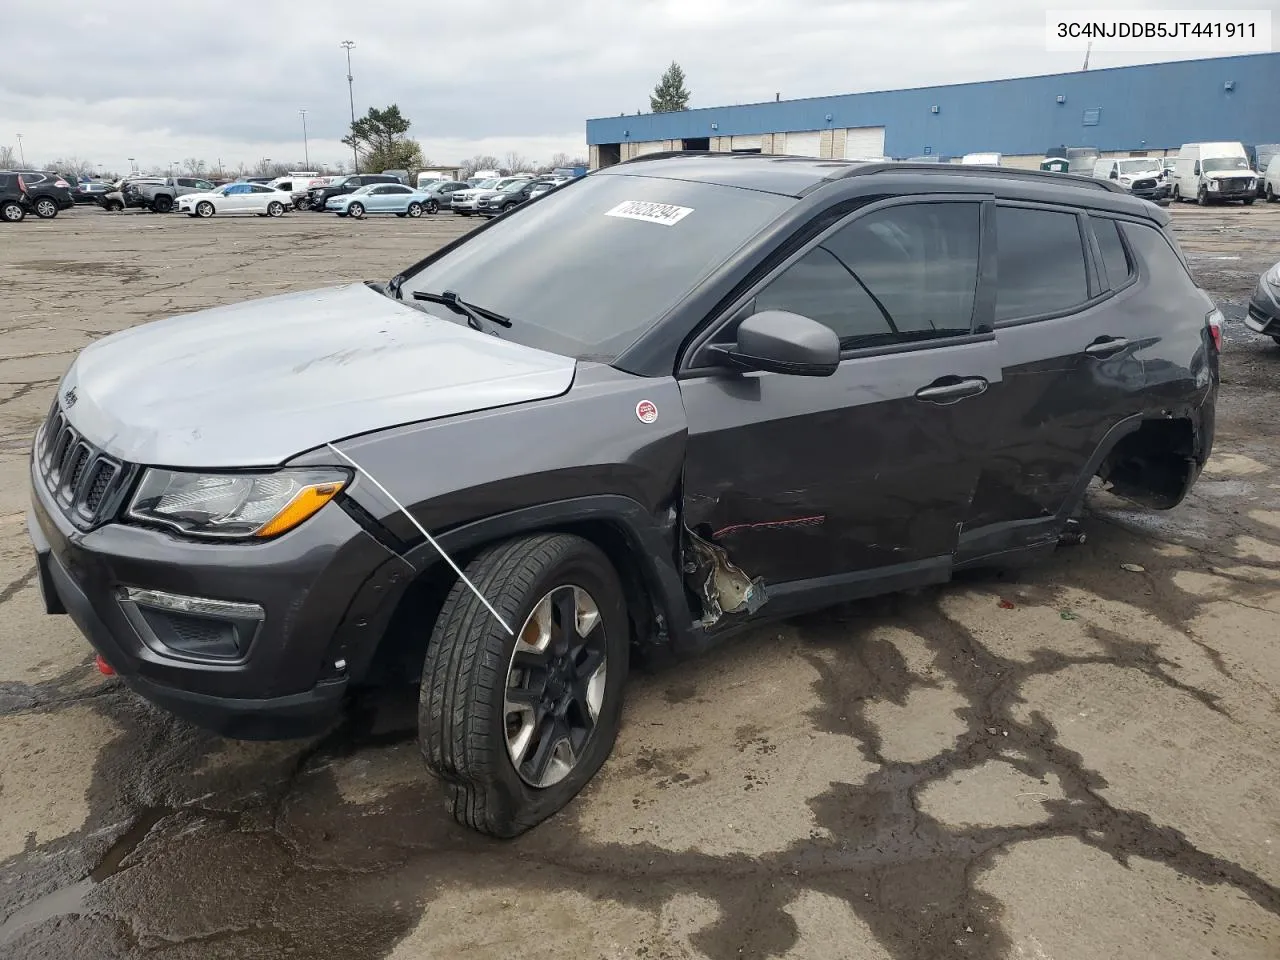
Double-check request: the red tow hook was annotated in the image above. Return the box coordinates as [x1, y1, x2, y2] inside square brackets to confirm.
[96, 654, 116, 676]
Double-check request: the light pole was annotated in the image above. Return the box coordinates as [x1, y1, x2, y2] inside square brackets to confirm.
[15, 133, 25, 167]
[340, 41, 359, 173]
[300, 108, 310, 170]
[128, 157, 136, 173]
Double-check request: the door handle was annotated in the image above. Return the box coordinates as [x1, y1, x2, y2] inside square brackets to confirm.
[1085, 336, 1130, 358]
[914, 376, 989, 404]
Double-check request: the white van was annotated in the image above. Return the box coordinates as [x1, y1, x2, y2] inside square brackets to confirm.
[1263, 155, 1280, 202]
[1091, 157, 1170, 201]
[416, 168, 462, 189]
[961, 152, 1002, 166]
[1172, 142, 1257, 205]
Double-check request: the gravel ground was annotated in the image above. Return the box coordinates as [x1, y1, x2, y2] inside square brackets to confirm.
[0, 202, 1278, 960]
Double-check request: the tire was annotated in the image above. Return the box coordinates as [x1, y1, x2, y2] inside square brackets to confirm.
[1267, 184, 1277, 202]
[1243, 198, 1255, 206]
[295, 197, 311, 211]
[34, 197, 59, 219]
[407, 202, 423, 218]
[420, 533, 629, 838]
[348, 202, 365, 219]
[267, 201, 284, 217]
[457, 210, 471, 217]
[1272, 335, 1280, 346]
[195, 201, 215, 218]
[102, 199, 124, 212]
[1, 200, 25, 222]
[336, 212, 348, 217]
[1197, 187, 1210, 206]
[1172, 185, 1181, 201]
[426, 199, 439, 214]
[152, 195, 174, 213]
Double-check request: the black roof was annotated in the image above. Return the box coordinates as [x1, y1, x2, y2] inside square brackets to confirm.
[598, 151, 1159, 219]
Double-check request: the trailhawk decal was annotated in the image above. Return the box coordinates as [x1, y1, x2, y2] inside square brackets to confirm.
[604, 200, 693, 226]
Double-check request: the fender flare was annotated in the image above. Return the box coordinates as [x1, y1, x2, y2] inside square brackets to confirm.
[1056, 414, 1144, 520]
[329, 495, 697, 681]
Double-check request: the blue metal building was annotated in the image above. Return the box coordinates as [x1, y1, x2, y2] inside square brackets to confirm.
[585, 53, 1280, 167]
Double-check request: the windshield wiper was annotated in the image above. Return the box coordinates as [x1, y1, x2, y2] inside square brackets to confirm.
[412, 290, 513, 329]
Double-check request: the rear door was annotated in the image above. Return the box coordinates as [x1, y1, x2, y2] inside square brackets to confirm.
[958, 203, 1145, 562]
[679, 195, 1001, 591]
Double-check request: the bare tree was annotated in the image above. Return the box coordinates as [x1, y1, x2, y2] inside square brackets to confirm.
[182, 157, 208, 177]
[459, 154, 500, 179]
[45, 156, 96, 178]
[502, 150, 533, 175]
[0, 145, 16, 168]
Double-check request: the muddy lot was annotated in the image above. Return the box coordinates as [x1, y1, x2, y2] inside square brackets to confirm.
[1, 203, 1279, 960]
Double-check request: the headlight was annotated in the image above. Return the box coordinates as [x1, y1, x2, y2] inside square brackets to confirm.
[1207, 180, 1219, 191]
[127, 468, 349, 539]
[1248, 179, 1256, 190]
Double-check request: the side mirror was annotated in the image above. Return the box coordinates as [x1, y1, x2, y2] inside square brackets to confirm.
[708, 310, 840, 377]
[1193, 163, 1201, 175]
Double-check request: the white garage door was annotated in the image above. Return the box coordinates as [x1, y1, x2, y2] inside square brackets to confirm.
[844, 126, 886, 159]
[730, 134, 763, 151]
[784, 131, 822, 156]
[633, 140, 666, 156]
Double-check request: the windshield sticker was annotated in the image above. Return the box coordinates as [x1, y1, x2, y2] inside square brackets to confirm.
[605, 200, 693, 226]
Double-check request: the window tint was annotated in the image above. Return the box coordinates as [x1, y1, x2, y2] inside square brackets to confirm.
[251, 184, 273, 193]
[1092, 217, 1132, 289]
[995, 206, 1088, 321]
[754, 202, 981, 349]
[388, 185, 411, 194]
[276, 181, 292, 191]
[196, 180, 214, 190]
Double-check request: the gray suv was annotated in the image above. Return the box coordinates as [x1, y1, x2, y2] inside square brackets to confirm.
[27, 154, 1219, 837]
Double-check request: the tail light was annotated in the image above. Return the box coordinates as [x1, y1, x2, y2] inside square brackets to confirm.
[54, 179, 71, 188]
[1206, 308, 1223, 353]
[16, 175, 26, 192]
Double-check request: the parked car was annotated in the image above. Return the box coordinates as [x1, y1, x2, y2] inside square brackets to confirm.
[176, 182, 292, 218]
[266, 174, 325, 210]
[1091, 158, 1171, 203]
[1263, 155, 1280, 203]
[0, 172, 33, 222]
[305, 174, 402, 211]
[475, 179, 553, 216]
[326, 183, 435, 218]
[1171, 142, 1257, 205]
[134, 177, 218, 213]
[415, 180, 470, 212]
[1246, 260, 1280, 345]
[1161, 157, 1178, 179]
[1243, 144, 1280, 196]
[74, 180, 112, 204]
[527, 178, 568, 200]
[27, 155, 1220, 839]
[12, 170, 75, 219]
[450, 177, 530, 216]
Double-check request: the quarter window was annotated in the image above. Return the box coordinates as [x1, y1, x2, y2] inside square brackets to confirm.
[752, 201, 982, 349]
[995, 206, 1089, 321]
[1092, 217, 1132, 289]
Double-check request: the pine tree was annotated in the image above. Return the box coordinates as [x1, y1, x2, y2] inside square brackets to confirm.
[650, 62, 691, 113]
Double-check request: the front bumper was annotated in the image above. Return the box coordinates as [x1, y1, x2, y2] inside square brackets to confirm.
[27, 456, 387, 739]
[451, 200, 479, 212]
[1131, 183, 1170, 202]
[1206, 180, 1256, 200]
[1247, 277, 1280, 337]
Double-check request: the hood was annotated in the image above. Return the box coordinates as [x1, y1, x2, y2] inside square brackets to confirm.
[179, 191, 221, 202]
[60, 283, 576, 468]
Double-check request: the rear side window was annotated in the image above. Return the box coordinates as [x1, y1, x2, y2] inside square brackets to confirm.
[1092, 217, 1133, 289]
[1119, 220, 1196, 287]
[755, 201, 982, 349]
[995, 206, 1089, 321]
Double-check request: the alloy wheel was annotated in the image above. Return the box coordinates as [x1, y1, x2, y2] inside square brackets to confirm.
[504, 585, 608, 789]
[35, 198, 57, 218]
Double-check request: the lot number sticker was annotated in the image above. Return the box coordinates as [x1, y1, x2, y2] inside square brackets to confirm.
[605, 200, 693, 226]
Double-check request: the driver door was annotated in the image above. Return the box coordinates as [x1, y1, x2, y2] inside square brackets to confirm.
[678, 196, 1001, 596]
[219, 184, 252, 213]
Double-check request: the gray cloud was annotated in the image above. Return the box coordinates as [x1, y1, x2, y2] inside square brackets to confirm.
[2, 0, 1274, 170]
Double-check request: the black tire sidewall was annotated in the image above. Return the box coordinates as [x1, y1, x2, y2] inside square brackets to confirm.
[422, 536, 629, 835]
[427, 200, 438, 214]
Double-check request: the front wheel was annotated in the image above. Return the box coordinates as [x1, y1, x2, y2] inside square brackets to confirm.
[426, 199, 439, 214]
[152, 195, 174, 213]
[1243, 198, 1255, 206]
[1197, 187, 1210, 206]
[195, 201, 215, 218]
[1267, 184, 1277, 202]
[406, 202, 423, 217]
[295, 197, 311, 211]
[419, 534, 629, 837]
[457, 210, 471, 217]
[348, 202, 365, 219]
[267, 201, 284, 217]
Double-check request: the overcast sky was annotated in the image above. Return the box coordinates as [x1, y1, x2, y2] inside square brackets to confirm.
[1, 0, 1275, 173]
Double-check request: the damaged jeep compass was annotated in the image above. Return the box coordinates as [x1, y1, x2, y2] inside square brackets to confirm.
[28, 154, 1219, 836]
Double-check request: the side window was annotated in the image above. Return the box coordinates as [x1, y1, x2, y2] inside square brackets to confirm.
[995, 206, 1089, 322]
[753, 201, 982, 349]
[196, 180, 214, 190]
[276, 181, 292, 191]
[1092, 217, 1133, 289]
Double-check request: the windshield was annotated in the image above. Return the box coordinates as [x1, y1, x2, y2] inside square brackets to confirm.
[475, 179, 499, 189]
[1117, 159, 1159, 174]
[1203, 157, 1249, 172]
[502, 180, 532, 193]
[400, 174, 793, 361]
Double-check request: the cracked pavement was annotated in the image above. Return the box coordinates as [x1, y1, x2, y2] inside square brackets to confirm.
[1, 204, 1279, 959]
